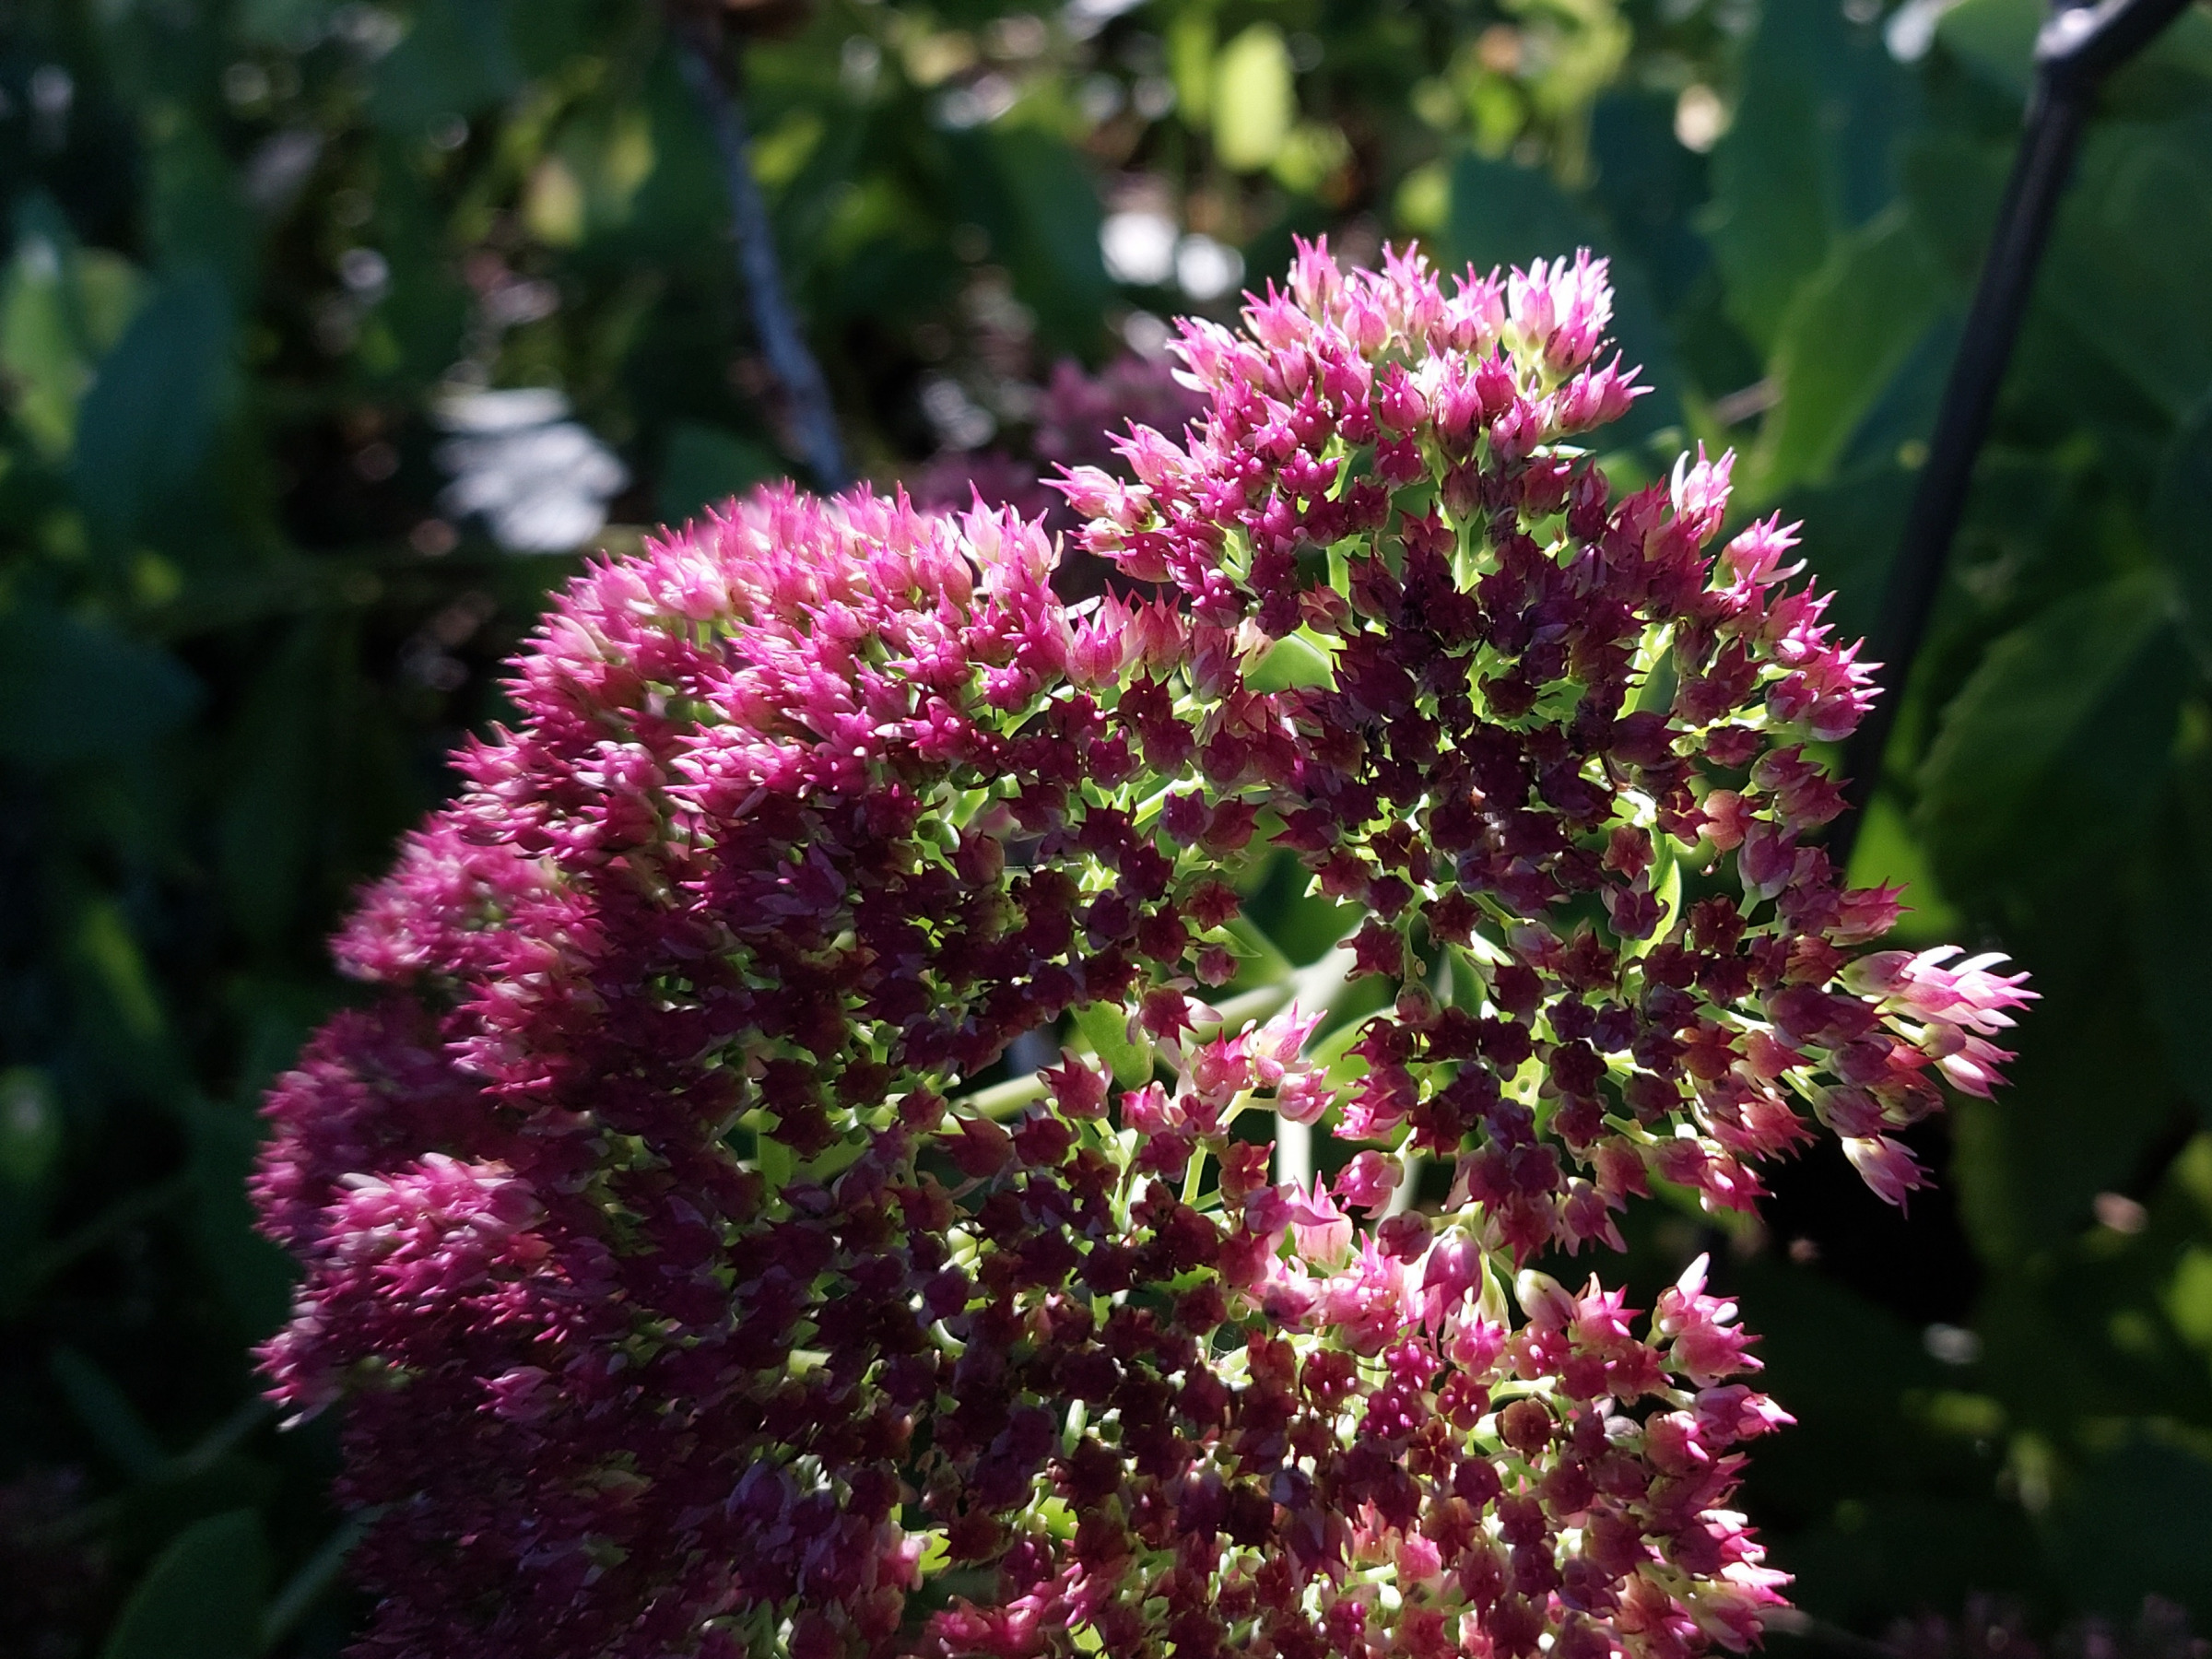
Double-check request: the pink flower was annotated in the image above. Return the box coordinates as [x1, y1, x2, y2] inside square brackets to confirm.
[1654, 1256, 1759, 1386]
[253, 240, 2023, 1659]
[1288, 1179, 1355, 1267]
[1842, 1135, 1931, 1209]
[1314, 1239, 1418, 1354]
[1335, 1148, 1404, 1212]
[1846, 947, 2036, 1029]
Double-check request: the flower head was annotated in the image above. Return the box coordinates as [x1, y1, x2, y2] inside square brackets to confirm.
[259, 241, 2020, 1659]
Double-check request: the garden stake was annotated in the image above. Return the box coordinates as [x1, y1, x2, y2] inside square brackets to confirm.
[1830, 0, 2197, 868]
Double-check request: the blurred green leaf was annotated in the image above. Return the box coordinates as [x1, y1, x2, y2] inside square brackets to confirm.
[218, 618, 333, 946]
[1919, 573, 2191, 914]
[2044, 110, 2212, 420]
[110, 1459, 284, 1571]
[1447, 151, 1604, 272]
[1936, 0, 2041, 100]
[0, 204, 144, 457]
[70, 267, 235, 542]
[1214, 25, 1294, 173]
[261, 1516, 366, 1650]
[1952, 962, 2183, 1261]
[969, 122, 1109, 352]
[0, 1065, 62, 1289]
[0, 607, 202, 765]
[2133, 711, 2212, 1126]
[148, 124, 257, 301]
[0, 1067, 62, 1190]
[51, 1346, 169, 1479]
[624, 51, 735, 262]
[1586, 90, 1711, 312]
[72, 896, 173, 1090]
[1168, 8, 1215, 127]
[234, 0, 326, 46]
[2050, 1439, 2212, 1615]
[185, 1094, 297, 1337]
[1754, 204, 1948, 497]
[1842, 792, 1965, 946]
[2169, 1245, 2212, 1347]
[538, 104, 658, 248]
[659, 420, 781, 525]
[2155, 391, 2212, 653]
[99, 1509, 268, 1659]
[1899, 129, 2010, 288]
[371, 0, 523, 134]
[1707, 0, 1912, 347]
[1771, 457, 1915, 645]
[2107, 8, 2212, 119]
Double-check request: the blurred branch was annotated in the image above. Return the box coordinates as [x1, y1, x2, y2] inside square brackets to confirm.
[669, 9, 849, 491]
[1830, 0, 2198, 865]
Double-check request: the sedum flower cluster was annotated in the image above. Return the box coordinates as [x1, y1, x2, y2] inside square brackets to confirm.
[908, 353, 1207, 545]
[254, 242, 2031, 1659]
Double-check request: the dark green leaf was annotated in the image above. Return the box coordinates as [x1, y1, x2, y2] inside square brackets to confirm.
[1755, 204, 1949, 496]
[0, 607, 202, 766]
[2104, 7, 2212, 120]
[658, 421, 782, 525]
[2044, 110, 2212, 420]
[0, 1067, 63, 1191]
[234, 0, 326, 47]
[218, 619, 332, 947]
[2154, 391, 2212, 653]
[2132, 712, 2212, 1126]
[2050, 1438, 2212, 1615]
[70, 268, 235, 542]
[1949, 964, 2183, 1261]
[1899, 129, 2010, 288]
[1707, 0, 1913, 347]
[99, 1510, 268, 1659]
[184, 1095, 297, 1338]
[147, 125, 256, 302]
[50, 1347, 168, 1479]
[1586, 91, 1712, 315]
[976, 123, 1111, 354]
[625, 52, 738, 263]
[1918, 572, 2191, 916]
[1934, 0, 2040, 100]
[371, 0, 522, 134]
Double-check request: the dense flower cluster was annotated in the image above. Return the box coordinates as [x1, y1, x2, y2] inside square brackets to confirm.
[908, 354, 1207, 549]
[255, 241, 2030, 1659]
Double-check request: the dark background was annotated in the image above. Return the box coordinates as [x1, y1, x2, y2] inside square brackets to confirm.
[4, 0, 2212, 1653]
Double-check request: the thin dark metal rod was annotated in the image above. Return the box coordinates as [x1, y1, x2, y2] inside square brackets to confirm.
[673, 17, 849, 491]
[1829, 0, 2196, 869]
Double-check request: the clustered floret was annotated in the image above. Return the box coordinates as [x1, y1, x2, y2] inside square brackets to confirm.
[254, 241, 2031, 1659]
[909, 355, 1207, 547]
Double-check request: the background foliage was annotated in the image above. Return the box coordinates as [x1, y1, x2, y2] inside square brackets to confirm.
[3, 0, 2211, 1653]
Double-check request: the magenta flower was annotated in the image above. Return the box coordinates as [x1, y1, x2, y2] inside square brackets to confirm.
[255, 241, 2021, 1659]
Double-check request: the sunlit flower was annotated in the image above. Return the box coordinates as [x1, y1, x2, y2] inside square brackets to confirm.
[259, 241, 2021, 1659]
